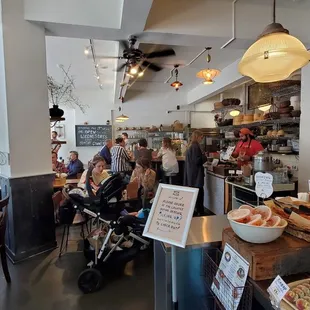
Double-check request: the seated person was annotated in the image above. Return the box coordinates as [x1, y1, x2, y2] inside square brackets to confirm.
[67, 151, 84, 178]
[134, 138, 152, 163]
[52, 151, 67, 174]
[99, 139, 112, 166]
[78, 155, 110, 194]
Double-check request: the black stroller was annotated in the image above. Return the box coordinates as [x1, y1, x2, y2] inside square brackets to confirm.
[63, 169, 150, 294]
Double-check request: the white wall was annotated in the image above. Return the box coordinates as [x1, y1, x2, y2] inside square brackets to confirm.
[298, 64, 310, 191]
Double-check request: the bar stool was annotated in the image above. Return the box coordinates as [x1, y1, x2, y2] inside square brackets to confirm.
[164, 172, 178, 185]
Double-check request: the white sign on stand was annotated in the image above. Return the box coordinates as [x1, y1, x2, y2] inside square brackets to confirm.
[143, 184, 198, 310]
[143, 184, 198, 248]
[255, 172, 274, 199]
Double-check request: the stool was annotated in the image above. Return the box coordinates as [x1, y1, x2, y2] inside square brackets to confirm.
[164, 172, 178, 185]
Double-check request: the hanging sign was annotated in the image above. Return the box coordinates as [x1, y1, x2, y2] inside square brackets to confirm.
[143, 184, 198, 248]
[255, 172, 273, 198]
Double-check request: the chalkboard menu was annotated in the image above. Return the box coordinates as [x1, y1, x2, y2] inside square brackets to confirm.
[75, 125, 112, 147]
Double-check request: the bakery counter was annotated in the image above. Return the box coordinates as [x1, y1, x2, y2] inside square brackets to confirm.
[154, 215, 229, 310]
[226, 178, 297, 209]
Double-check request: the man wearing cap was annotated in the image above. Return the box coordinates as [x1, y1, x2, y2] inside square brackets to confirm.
[232, 128, 264, 167]
[67, 151, 84, 178]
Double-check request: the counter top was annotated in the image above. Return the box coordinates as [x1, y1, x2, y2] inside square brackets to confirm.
[130, 156, 185, 163]
[204, 169, 227, 179]
[226, 179, 295, 192]
[164, 215, 229, 250]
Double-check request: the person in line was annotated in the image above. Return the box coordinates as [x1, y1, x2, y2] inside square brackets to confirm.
[111, 137, 131, 174]
[157, 137, 179, 183]
[232, 128, 264, 167]
[184, 130, 207, 216]
[51, 131, 61, 153]
[99, 139, 112, 166]
[122, 132, 130, 151]
[52, 151, 67, 174]
[78, 155, 110, 194]
[134, 138, 152, 163]
[67, 151, 84, 178]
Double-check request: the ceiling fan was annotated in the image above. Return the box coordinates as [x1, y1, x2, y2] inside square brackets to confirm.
[95, 36, 176, 74]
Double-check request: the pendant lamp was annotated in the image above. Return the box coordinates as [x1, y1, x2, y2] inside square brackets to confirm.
[116, 106, 129, 122]
[197, 47, 221, 85]
[170, 65, 183, 91]
[239, 0, 310, 83]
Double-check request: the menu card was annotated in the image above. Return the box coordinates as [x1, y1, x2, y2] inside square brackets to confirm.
[211, 243, 250, 310]
[143, 184, 198, 248]
[255, 172, 273, 198]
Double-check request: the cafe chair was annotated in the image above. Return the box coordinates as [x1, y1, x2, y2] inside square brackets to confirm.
[164, 171, 178, 185]
[52, 191, 63, 224]
[0, 196, 11, 283]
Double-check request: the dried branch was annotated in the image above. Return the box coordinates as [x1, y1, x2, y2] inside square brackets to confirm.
[47, 65, 88, 114]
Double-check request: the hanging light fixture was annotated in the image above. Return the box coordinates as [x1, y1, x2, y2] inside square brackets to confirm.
[197, 47, 221, 85]
[115, 106, 129, 121]
[230, 110, 240, 117]
[258, 105, 272, 112]
[170, 65, 183, 91]
[239, 0, 310, 83]
[130, 65, 139, 75]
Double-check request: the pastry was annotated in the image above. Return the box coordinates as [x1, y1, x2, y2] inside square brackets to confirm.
[293, 288, 305, 298]
[296, 298, 310, 310]
[285, 290, 299, 303]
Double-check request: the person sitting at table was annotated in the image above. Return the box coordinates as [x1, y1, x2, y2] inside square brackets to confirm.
[99, 139, 112, 166]
[156, 137, 179, 183]
[67, 151, 84, 178]
[111, 137, 131, 174]
[78, 155, 110, 194]
[52, 151, 67, 174]
[134, 138, 152, 164]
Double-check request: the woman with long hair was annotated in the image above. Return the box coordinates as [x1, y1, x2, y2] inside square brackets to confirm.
[184, 130, 207, 216]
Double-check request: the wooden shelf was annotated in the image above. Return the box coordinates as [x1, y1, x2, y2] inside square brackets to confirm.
[50, 117, 65, 122]
[211, 105, 242, 113]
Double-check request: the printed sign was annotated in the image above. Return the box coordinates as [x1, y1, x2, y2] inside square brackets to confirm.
[267, 275, 289, 306]
[255, 172, 273, 198]
[143, 184, 198, 248]
[211, 244, 250, 310]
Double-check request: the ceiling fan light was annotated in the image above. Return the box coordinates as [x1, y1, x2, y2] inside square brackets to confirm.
[258, 104, 272, 112]
[138, 71, 144, 77]
[203, 78, 214, 85]
[230, 110, 240, 117]
[130, 66, 138, 75]
[239, 28, 310, 83]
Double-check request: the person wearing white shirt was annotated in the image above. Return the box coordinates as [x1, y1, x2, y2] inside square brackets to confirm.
[157, 137, 179, 183]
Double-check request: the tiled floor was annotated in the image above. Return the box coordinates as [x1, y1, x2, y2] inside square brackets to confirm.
[0, 228, 154, 310]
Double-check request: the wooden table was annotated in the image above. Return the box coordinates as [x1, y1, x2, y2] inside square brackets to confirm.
[53, 178, 80, 189]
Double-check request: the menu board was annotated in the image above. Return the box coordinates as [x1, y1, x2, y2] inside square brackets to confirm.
[75, 125, 112, 147]
[143, 184, 198, 248]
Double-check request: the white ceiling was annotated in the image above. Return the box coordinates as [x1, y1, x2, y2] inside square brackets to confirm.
[30, 0, 310, 102]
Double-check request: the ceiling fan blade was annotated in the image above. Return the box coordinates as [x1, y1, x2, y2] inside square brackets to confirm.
[116, 63, 127, 72]
[142, 61, 163, 72]
[94, 55, 124, 59]
[144, 48, 176, 59]
[119, 40, 129, 51]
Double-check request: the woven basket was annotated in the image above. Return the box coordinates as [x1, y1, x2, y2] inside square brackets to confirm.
[172, 120, 184, 131]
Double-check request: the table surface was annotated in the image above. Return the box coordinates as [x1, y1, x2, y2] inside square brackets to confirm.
[164, 215, 229, 250]
[53, 178, 80, 188]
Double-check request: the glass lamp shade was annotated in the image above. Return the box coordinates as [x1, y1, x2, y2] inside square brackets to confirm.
[196, 68, 221, 80]
[258, 105, 271, 112]
[115, 119, 125, 123]
[116, 114, 129, 121]
[171, 80, 183, 91]
[203, 78, 214, 85]
[239, 31, 310, 83]
[230, 110, 240, 117]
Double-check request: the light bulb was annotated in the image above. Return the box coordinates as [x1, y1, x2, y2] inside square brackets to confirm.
[258, 105, 271, 112]
[203, 78, 214, 85]
[126, 73, 134, 78]
[138, 71, 144, 77]
[96, 76, 100, 80]
[230, 110, 240, 117]
[130, 66, 138, 75]
[84, 47, 90, 55]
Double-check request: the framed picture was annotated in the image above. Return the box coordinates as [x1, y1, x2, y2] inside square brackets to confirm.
[143, 184, 198, 248]
[247, 82, 273, 110]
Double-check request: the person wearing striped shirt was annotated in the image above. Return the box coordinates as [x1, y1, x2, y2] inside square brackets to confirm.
[111, 137, 131, 173]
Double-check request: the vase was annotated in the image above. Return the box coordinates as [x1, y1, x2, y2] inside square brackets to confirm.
[49, 105, 64, 118]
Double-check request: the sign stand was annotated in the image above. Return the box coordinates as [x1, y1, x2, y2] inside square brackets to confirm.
[171, 245, 178, 310]
[143, 184, 198, 310]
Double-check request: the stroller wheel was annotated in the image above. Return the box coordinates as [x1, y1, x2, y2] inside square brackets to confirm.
[78, 268, 103, 294]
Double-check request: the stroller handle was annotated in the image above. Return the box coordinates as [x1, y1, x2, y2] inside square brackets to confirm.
[81, 206, 110, 225]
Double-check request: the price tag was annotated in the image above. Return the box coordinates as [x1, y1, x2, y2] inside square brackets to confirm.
[255, 172, 273, 199]
[229, 170, 235, 175]
[267, 275, 289, 306]
[236, 170, 243, 175]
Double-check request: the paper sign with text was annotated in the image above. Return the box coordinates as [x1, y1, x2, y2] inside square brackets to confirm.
[255, 172, 273, 198]
[143, 184, 198, 248]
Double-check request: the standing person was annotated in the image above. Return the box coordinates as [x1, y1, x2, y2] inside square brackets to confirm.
[67, 151, 84, 178]
[122, 132, 130, 151]
[184, 130, 207, 216]
[134, 138, 152, 163]
[51, 131, 61, 153]
[99, 139, 112, 166]
[232, 128, 264, 167]
[111, 137, 131, 174]
[157, 137, 179, 182]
